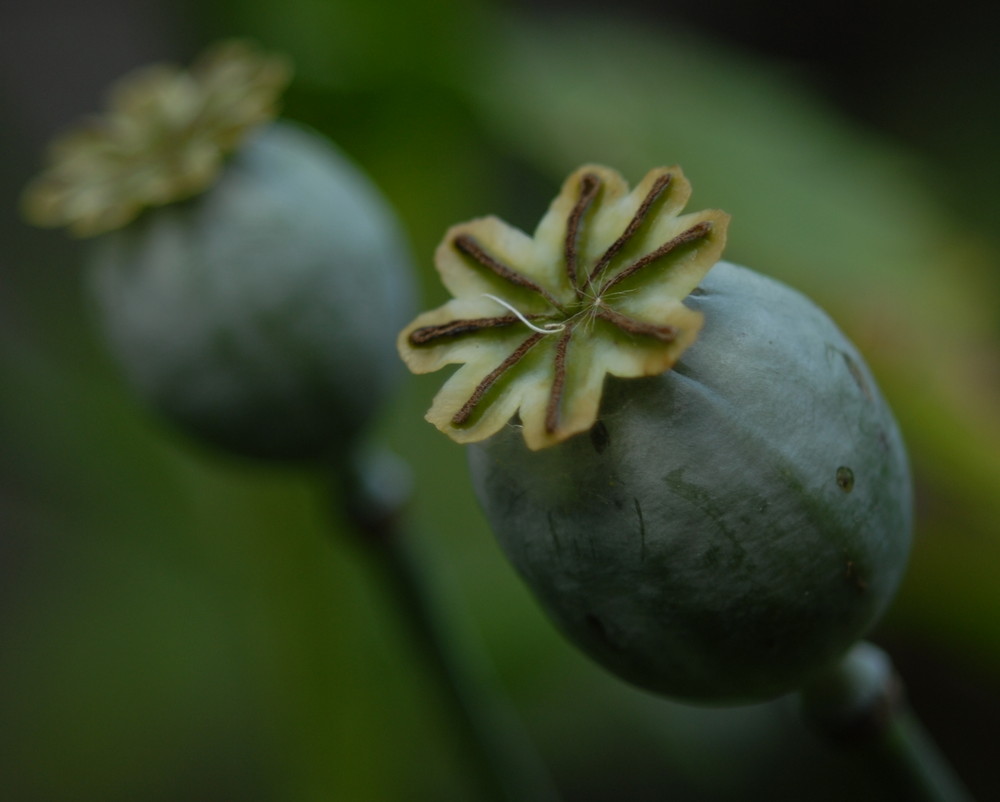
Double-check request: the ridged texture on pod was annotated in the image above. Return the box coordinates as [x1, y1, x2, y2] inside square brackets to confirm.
[89, 121, 415, 461]
[468, 262, 912, 704]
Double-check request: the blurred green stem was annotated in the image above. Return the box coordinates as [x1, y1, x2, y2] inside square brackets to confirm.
[332, 446, 558, 802]
[800, 642, 974, 802]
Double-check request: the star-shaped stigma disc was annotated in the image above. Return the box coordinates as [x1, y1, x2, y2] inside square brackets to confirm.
[398, 164, 730, 450]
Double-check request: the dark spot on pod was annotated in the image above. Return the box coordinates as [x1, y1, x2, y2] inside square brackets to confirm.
[836, 466, 854, 493]
[845, 559, 868, 593]
[590, 419, 610, 454]
[585, 613, 623, 651]
[841, 351, 873, 401]
[547, 511, 561, 555]
[877, 428, 890, 453]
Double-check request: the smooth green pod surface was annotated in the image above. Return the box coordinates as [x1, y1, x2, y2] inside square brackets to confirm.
[469, 262, 912, 704]
[89, 121, 416, 462]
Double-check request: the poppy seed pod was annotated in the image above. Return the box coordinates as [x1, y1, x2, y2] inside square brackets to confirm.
[400, 165, 912, 704]
[468, 261, 912, 703]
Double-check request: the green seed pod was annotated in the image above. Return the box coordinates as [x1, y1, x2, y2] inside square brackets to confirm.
[399, 164, 912, 704]
[468, 261, 912, 704]
[88, 120, 415, 461]
[23, 42, 416, 462]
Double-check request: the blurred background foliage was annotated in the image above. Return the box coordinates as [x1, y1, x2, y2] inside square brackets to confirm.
[1, 0, 998, 800]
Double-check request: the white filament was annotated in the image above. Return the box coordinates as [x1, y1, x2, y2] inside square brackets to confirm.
[482, 293, 566, 334]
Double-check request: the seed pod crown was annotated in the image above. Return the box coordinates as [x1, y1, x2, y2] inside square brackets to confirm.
[398, 165, 729, 449]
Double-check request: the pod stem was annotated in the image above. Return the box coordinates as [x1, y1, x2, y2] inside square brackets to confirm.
[799, 641, 974, 802]
[331, 445, 559, 802]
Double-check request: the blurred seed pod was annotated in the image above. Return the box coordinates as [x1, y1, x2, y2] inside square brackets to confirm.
[89, 120, 416, 461]
[23, 42, 417, 462]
